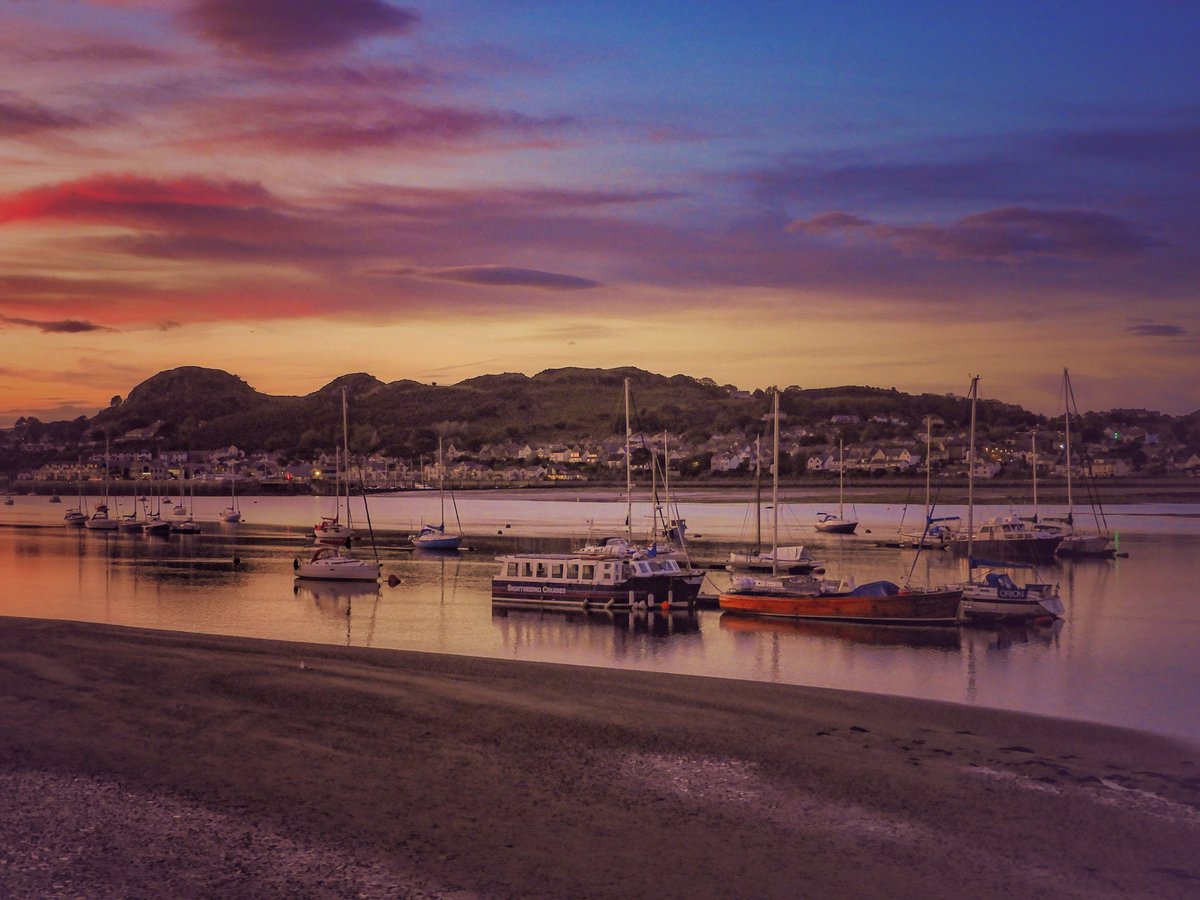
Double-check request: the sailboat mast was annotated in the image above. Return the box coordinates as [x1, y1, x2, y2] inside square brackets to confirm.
[924, 416, 932, 528]
[771, 388, 780, 577]
[837, 437, 844, 519]
[438, 435, 445, 527]
[662, 431, 670, 544]
[1031, 430, 1038, 522]
[342, 387, 352, 530]
[966, 376, 979, 568]
[1063, 368, 1074, 519]
[754, 434, 762, 554]
[624, 377, 633, 543]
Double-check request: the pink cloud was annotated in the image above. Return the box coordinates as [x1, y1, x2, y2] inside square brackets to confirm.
[0, 174, 284, 229]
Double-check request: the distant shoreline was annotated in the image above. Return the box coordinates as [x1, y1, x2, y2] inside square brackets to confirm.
[9, 475, 1200, 507]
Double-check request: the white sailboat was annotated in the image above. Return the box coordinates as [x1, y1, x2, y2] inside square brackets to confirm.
[171, 480, 201, 534]
[959, 376, 1064, 621]
[296, 389, 380, 582]
[314, 446, 354, 543]
[1035, 368, 1114, 557]
[84, 436, 120, 531]
[727, 418, 823, 574]
[815, 438, 858, 534]
[64, 455, 88, 525]
[412, 435, 462, 550]
[221, 473, 241, 523]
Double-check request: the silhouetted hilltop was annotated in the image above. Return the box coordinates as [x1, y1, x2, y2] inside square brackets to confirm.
[6, 366, 1196, 464]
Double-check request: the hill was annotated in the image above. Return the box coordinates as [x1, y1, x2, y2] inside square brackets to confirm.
[4, 366, 1196, 465]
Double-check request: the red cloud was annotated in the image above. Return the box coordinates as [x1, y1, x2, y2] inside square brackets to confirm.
[0, 174, 282, 228]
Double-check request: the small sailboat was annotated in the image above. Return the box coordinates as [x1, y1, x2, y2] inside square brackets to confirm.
[64, 456, 88, 525]
[727, 426, 822, 574]
[412, 435, 462, 550]
[958, 376, 1064, 621]
[171, 479, 201, 534]
[85, 436, 120, 531]
[295, 389, 380, 582]
[49, 492, 62, 504]
[221, 474, 241, 523]
[1035, 368, 1114, 558]
[313, 447, 354, 543]
[141, 485, 171, 535]
[815, 438, 858, 534]
[892, 417, 956, 549]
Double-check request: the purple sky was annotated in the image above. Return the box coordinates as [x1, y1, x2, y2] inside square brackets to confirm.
[1, 0, 1197, 424]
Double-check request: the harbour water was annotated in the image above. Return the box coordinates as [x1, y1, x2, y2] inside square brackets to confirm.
[2, 490, 1198, 742]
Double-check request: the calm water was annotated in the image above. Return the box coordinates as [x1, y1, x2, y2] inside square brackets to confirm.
[2, 490, 1198, 742]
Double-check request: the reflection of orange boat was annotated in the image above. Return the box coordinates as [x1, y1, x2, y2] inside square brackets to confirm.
[719, 579, 963, 625]
[719, 613, 961, 649]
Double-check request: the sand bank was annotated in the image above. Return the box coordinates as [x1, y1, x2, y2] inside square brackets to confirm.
[1, 617, 1197, 898]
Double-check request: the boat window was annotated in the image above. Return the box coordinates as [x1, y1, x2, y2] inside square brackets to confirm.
[506, 562, 518, 577]
[551, 564, 563, 578]
[536, 562, 548, 578]
[582, 564, 595, 580]
[566, 564, 579, 579]
[523, 563, 533, 577]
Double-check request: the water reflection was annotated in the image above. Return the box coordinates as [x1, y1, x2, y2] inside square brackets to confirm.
[718, 614, 962, 650]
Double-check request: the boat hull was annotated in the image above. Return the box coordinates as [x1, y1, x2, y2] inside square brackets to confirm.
[492, 573, 702, 610]
[815, 520, 858, 535]
[1056, 535, 1113, 557]
[949, 536, 1061, 565]
[718, 587, 962, 625]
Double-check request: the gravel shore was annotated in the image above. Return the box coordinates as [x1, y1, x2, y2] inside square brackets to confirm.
[2, 617, 1198, 898]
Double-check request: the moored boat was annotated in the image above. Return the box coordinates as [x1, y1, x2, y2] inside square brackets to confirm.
[726, 545, 825, 575]
[948, 515, 1061, 564]
[294, 545, 381, 582]
[719, 576, 963, 625]
[411, 436, 462, 550]
[960, 572, 1063, 620]
[492, 550, 702, 610]
[956, 376, 1064, 621]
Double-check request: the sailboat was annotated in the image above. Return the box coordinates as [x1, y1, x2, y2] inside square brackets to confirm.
[171, 479, 201, 534]
[576, 379, 706, 594]
[221, 473, 241, 523]
[893, 417, 956, 549]
[727, 428, 823, 574]
[958, 376, 1064, 621]
[64, 456, 88, 525]
[815, 438, 858, 534]
[412, 435, 462, 550]
[1034, 369, 1114, 557]
[84, 436, 120, 531]
[119, 499, 143, 533]
[720, 388, 962, 625]
[947, 385, 1061, 565]
[295, 389, 380, 582]
[141, 480, 171, 535]
[313, 447, 354, 543]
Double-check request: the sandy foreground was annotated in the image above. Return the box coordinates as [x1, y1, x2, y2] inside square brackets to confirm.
[1, 618, 1198, 899]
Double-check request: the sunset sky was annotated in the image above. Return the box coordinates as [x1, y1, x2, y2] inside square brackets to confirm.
[2, 0, 1197, 426]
